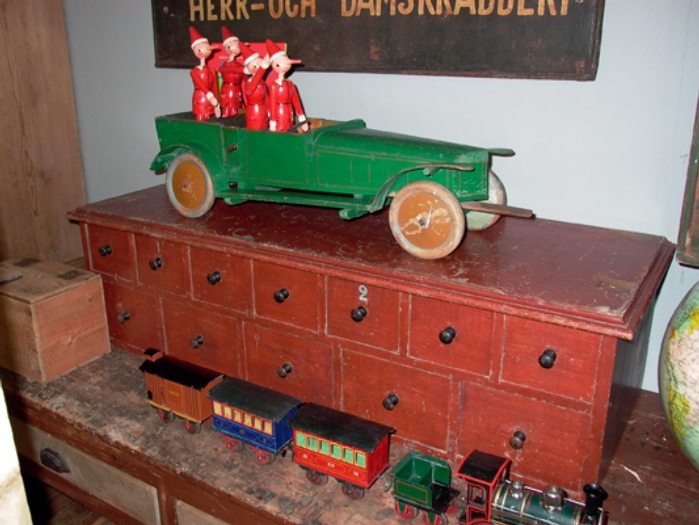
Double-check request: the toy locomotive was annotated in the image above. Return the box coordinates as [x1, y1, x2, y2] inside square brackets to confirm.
[139, 349, 608, 524]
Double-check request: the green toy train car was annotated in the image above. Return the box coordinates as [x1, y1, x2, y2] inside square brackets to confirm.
[150, 112, 528, 259]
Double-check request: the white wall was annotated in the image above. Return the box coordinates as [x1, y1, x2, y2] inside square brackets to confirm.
[63, 0, 699, 392]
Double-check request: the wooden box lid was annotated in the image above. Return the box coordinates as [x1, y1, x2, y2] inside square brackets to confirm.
[0, 258, 99, 304]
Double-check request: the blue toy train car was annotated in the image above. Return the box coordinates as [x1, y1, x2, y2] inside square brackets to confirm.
[206, 377, 302, 464]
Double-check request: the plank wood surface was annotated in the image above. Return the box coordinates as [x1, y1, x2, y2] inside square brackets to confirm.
[0, 0, 86, 262]
[3, 349, 699, 525]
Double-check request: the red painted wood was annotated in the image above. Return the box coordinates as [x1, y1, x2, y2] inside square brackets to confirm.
[190, 247, 253, 313]
[102, 281, 163, 353]
[409, 296, 495, 376]
[135, 235, 189, 296]
[86, 224, 135, 281]
[162, 299, 242, 377]
[326, 278, 400, 351]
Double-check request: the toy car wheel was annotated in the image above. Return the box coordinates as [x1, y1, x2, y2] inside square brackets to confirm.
[342, 484, 364, 500]
[423, 512, 448, 525]
[389, 181, 465, 259]
[465, 171, 507, 231]
[226, 439, 244, 452]
[184, 420, 201, 434]
[166, 152, 215, 218]
[395, 500, 419, 519]
[256, 450, 276, 465]
[157, 409, 174, 423]
[306, 470, 328, 486]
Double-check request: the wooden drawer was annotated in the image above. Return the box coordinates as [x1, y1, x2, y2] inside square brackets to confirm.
[458, 383, 590, 490]
[87, 224, 135, 281]
[244, 324, 332, 405]
[501, 317, 602, 403]
[252, 261, 321, 331]
[326, 278, 400, 351]
[409, 296, 494, 376]
[103, 281, 163, 353]
[341, 350, 451, 451]
[163, 299, 242, 377]
[135, 235, 189, 295]
[11, 418, 160, 525]
[177, 501, 229, 525]
[190, 247, 252, 313]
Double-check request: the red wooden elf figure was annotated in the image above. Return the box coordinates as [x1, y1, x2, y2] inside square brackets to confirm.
[266, 40, 309, 133]
[239, 42, 269, 130]
[189, 27, 221, 121]
[218, 28, 245, 117]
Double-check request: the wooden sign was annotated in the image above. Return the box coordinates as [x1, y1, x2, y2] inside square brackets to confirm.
[152, 0, 604, 80]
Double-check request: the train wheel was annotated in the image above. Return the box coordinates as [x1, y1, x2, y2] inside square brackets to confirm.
[226, 439, 244, 452]
[305, 470, 328, 486]
[423, 512, 448, 525]
[256, 450, 275, 465]
[184, 420, 201, 434]
[341, 483, 364, 500]
[166, 152, 215, 218]
[389, 181, 465, 259]
[465, 171, 507, 231]
[157, 409, 174, 423]
[395, 500, 419, 520]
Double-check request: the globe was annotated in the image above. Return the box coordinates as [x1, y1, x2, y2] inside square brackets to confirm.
[659, 282, 699, 473]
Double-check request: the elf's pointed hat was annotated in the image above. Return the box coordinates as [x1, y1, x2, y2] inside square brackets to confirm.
[266, 40, 301, 65]
[189, 27, 208, 49]
[221, 27, 239, 47]
[239, 42, 260, 66]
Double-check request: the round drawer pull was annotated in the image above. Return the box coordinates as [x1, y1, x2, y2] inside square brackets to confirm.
[190, 335, 205, 349]
[277, 363, 293, 378]
[382, 393, 399, 411]
[117, 311, 130, 324]
[509, 430, 527, 450]
[539, 349, 557, 369]
[149, 257, 164, 271]
[98, 245, 112, 257]
[274, 288, 290, 303]
[351, 306, 368, 322]
[40, 448, 71, 474]
[439, 327, 457, 344]
[207, 271, 222, 285]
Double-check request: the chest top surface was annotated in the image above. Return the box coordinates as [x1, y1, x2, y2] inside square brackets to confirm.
[69, 185, 674, 339]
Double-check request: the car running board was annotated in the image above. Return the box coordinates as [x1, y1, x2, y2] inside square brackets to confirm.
[460, 201, 535, 219]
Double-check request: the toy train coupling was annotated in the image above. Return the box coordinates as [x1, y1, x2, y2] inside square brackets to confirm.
[583, 483, 608, 524]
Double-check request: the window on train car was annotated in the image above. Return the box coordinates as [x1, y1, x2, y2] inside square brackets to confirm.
[308, 437, 319, 451]
[264, 421, 273, 435]
[356, 453, 366, 467]
[254, 418, 262, 431]
[343, 449, 354, 463]
[331, 445, 342, 459]
[224, 406, 232, 419]
[469, 486, 486, 506]
[234, 410, 242, 423]
[295, 433, 307, 448]
[244, 413, 252, 426]
[213, 402, 222, 416]
[320, 441, 331, 455]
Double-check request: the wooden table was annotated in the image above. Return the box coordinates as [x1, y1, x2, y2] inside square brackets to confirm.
[4, 348, 699, 525]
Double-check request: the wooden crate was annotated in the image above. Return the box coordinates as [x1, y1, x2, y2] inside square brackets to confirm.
[0, 258, 109, 382]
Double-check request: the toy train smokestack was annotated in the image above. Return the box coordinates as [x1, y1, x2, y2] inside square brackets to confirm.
[583, 483, 608, 524]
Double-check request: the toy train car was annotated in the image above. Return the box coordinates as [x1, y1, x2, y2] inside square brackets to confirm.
[287, 402, 394, 500]
[151, 112, 532, 259]
[392, 449, 608, 525]
[139, 348, 223, 434]
[206, 377, 302, 464]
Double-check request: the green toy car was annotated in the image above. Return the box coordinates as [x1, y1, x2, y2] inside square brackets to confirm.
[150, 112, 526, 259]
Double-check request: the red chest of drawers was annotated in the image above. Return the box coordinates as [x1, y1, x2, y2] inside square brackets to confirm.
[68, 186, 674, 497]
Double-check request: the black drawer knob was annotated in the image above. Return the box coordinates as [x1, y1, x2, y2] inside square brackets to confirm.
[40, 448, 71, 474]
[439, 327, 457, 344]
[274, 288, 290, 303]
[509, 430, 527, 450]
[539, 349, 557, 369]
[277, 363, 293, 378]
[117, 311, 130, 324]
[98, 245, 112, 257]
[207, 271, 222, 285]
[351, 306, 368, 322]
[190, 335, 205, 349]
[149, 257, 164, 271]
[382, 393, 399, 411]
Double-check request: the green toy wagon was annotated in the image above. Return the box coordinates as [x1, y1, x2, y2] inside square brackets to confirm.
[150, 112, 528, 259]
